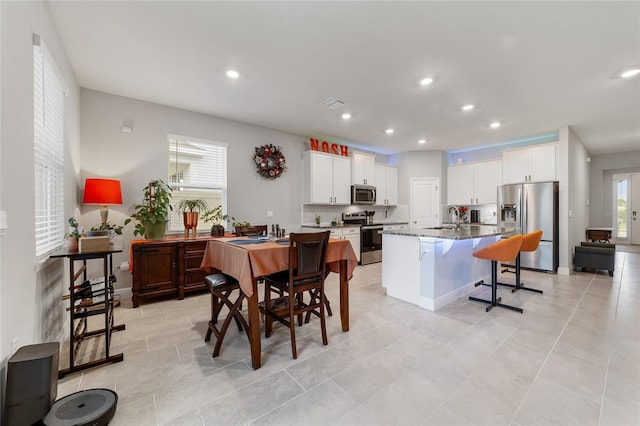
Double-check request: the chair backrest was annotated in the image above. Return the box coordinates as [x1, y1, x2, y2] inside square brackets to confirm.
[521, 230, 543, 252]
[473, 234, 523, 262]
[288, 231, 331, 282]
[235, 225, 268, 236]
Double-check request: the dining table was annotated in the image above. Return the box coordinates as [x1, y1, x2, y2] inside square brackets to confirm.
[200, 235, 358, 369]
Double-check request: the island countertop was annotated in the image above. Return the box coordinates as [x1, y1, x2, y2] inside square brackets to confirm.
[382, 224, 516, 240]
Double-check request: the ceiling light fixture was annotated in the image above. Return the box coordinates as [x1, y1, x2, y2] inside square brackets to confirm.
[385, 128, 394, 134]
[462, 104, 475, 111]
[226, 70, 240, 79]
[490, 121, 501, 129]
[341, 113, 351, 120]
[418, 139, 427, 144]
[620, 68, 640, 78]
[420, 77, 433, 86]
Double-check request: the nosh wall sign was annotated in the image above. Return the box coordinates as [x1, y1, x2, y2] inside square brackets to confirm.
[309, 138, 349, 157]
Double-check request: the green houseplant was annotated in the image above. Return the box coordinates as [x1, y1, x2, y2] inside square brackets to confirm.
[201, 205, 225, 236]
[128, 179, 173, 239]
[64, 217, 82, 250]
[175, 198, 208, 238]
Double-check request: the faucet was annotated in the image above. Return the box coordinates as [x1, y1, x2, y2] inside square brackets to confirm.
[448, 205, 461, 227]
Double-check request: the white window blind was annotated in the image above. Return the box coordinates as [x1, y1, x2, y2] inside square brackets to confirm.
[167, 134, 227, 232]
[34, 35, 66, 258]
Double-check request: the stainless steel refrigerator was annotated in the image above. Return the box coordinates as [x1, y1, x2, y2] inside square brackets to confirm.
[498, 181, 559, 272]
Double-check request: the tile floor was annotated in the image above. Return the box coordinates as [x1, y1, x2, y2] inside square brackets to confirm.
[58, 251, 640, 425]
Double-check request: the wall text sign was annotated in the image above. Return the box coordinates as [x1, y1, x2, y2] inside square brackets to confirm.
[309, 138, 349, 157]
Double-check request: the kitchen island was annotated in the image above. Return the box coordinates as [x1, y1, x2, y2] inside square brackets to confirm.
[382, 225, 515, 311]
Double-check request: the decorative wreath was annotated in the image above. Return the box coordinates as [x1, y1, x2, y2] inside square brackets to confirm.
[253, 144, 287, 179]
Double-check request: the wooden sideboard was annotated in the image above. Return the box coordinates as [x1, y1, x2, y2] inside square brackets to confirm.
[131, 238, 214, 307]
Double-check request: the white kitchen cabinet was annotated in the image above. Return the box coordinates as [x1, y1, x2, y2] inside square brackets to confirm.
[340, 226, 361, 262]
[303, 151, 351, 205]
[447, 159, 502, 205]
[502, 143, 556, 184]
[375, 164, 399, 206]
[302, 226, 360, 262]
[351, 151, 376, 185]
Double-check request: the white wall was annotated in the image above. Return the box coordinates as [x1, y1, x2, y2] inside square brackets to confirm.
[589, 150, 640, 227]
[80, 89, 310, 290]
[0, 1, 81, 365]
[566, 127, 590, 271]
[391, 150, 447, 206]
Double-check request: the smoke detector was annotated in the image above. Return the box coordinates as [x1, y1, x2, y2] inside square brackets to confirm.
[321, 97, 345, 110]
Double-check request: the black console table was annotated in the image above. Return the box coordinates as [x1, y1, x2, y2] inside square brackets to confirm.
[50, 248, 125, 378]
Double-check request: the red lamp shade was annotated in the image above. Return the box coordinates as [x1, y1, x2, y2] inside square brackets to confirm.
[83, 179, 122, 205]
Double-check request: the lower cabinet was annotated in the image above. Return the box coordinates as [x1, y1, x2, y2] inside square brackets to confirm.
[132, 239, 211, 307]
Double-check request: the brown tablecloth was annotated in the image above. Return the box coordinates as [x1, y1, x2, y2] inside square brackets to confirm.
[201, 237, 358, 296]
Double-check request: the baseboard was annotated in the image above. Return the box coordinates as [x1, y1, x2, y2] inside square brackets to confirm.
[557, 266, 570, 276]
[115, 287, 132, 299]
[419, 273, 491, 311]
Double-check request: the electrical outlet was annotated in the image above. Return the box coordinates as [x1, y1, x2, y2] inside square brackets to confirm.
[11, 336, 19, 355]
[267, 210, 273, 217]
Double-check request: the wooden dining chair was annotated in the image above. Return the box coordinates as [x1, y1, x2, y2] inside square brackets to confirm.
[235, 225, 268, 237]
[203, 273, 250, 357]
[263, 230, 331, 359]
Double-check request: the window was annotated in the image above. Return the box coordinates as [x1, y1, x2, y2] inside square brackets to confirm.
[34, 35, 66, 258]
[614, 175, 629, 240]
[167, 134, 227, 232]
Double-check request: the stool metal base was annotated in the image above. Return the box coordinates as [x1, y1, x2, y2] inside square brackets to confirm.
[469, 260, 523, 314]
[498, 254, 543, 294]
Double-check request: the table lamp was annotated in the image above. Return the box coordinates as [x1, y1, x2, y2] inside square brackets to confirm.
[83, 178, 122, 225]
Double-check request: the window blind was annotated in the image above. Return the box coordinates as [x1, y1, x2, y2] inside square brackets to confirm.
[167, 135, 228, 232]
[34, 35, 66, 258]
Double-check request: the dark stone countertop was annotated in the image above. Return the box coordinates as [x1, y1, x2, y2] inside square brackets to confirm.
[382, 224, 516, 240]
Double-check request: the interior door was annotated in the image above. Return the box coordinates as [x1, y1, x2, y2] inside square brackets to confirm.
[632, 174, 640, 245]
[410, 178, 439, 227]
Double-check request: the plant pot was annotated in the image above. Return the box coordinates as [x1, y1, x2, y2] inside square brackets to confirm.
[143, 220, 168, 240]
[183, 212, 199, 238]
[65, 237, 78, 251]
[210, 224, 225, 236]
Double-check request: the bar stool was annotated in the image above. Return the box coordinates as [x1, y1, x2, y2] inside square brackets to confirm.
[498, 229, 544, 294]
[470, 234, 524, 313]
[204, 274, 250, 357]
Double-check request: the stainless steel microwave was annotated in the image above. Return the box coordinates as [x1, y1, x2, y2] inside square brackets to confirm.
[351, 185, 376, 205]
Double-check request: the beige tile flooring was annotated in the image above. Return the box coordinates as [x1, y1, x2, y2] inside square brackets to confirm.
[58, 251, 640, 426]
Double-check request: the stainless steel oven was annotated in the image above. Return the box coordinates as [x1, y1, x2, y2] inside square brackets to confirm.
[360, 225, 383, 265]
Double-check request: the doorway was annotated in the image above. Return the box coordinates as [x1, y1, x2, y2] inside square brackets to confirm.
[613, 173, 640, 245]
[410, 178, 439, 227]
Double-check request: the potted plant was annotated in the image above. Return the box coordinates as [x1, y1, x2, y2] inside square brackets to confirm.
[128, 179, 173, 239]
[89, 221, 126, 239]
[64, 217, 82, 251]
[201, 205, 225, 236]
[175, 198, 208, 238]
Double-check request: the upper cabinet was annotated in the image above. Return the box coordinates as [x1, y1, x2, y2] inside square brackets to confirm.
[502, 143, 557, 184]
[375, 164, 398, 206]
[351, 151, 376, 185]
[447, 159, 502, 205]
[303, 151, 351, 205]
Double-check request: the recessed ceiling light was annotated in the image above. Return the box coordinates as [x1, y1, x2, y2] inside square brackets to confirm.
[341, 113, 351, 120]
[462, 104, 475, 111]
[490, 121, 501, 129]
[420, 77, 433, 86]
[385, 128, 395, 134]
[226, 70, 240, 79]
[620, 68, 640, 78]
[418, 139, 427, 144]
